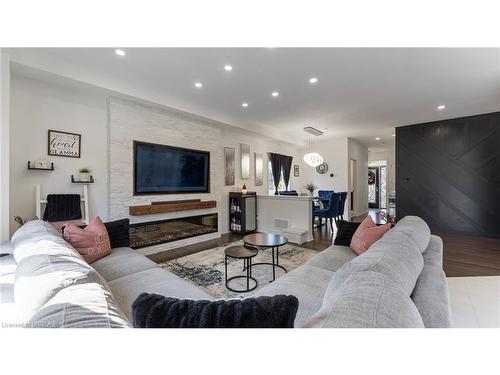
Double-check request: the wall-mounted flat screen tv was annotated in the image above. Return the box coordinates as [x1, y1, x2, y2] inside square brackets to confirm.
[134, 141, 210, 195]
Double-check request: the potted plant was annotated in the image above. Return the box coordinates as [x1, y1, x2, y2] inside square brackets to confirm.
[305, 183, 317, 196]
[78, 167, 91, 182]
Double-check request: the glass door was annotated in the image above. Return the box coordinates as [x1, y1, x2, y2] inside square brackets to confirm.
[368, 166, 380, 208]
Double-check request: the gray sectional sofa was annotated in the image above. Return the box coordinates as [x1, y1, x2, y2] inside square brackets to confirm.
[0, 216, 452, 328]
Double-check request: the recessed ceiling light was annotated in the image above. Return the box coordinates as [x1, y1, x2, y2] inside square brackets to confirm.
[271, 91, 279, 97]
[309, 77, 318, 84]
[194, 82, 203, 88]
[392, 134, 396, 137]
[437, 104, 446, 110]
[224, 65, 233, 71]
[375, 137, 381, 141]
[242, 102, 248, 108]
[115, 49, 126, 56]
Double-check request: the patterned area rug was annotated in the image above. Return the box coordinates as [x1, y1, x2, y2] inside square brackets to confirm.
[159, 241, 319, 299]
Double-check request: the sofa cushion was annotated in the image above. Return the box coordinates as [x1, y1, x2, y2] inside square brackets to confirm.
[11, 219, 59, 249]
[12, 220, 83, 263]
[329, 235, 424, 297]
[0, 255, 17, 325]
[108, 268, 214, 321]
[91, 247, 158, 282]
[422, 235, 443, 268]
[411, 265, 452, 328]
[393, 216, 431, 253]
[328, 220, 427, 296]
[304, 271, 425, 328]
[132, 293, 299, 328]
[14, 254, 108, 321]
[305, 245, 357, 272]
[28, 283, 130, 328]
[253, 264, 334, 327]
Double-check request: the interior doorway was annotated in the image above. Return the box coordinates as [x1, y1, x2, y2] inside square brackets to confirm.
[349, 159, 357, 217]
[368, 160, 387, 209]
[368, 166, 380, 208]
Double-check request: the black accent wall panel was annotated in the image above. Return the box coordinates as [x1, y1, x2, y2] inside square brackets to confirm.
[396, 111, 500, 239]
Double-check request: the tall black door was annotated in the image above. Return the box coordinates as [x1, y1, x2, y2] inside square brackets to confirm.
[368, 167, 380, 208]
[396, 111, 500, 238]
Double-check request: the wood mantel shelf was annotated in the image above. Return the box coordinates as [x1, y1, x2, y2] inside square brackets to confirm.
[129, 200, 217, 216]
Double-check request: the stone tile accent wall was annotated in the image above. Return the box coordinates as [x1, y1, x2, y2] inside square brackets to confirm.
[108, 97, 223, 255]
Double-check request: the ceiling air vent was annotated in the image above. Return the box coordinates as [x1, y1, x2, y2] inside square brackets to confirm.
[303, 126, 324, 136]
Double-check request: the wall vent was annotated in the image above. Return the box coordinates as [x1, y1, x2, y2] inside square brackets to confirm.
[274, 218, 289, 229]
[303, 126, 324, 136]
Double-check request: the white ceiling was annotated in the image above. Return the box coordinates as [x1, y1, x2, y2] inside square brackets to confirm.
[10, 48, 500, 148]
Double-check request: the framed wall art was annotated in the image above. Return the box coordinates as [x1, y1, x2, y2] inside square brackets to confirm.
[254, 153, 263, 186]
[240, 143, 250, 179]
[224, 147, 235, 185]
[48, 130, 81, 158]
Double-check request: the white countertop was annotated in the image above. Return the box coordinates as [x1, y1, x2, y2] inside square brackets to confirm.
[256, 195, 313, 201]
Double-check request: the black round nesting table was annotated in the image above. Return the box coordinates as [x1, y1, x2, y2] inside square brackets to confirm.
[243, 233, 288, 282]
[224, 245, 258, 293]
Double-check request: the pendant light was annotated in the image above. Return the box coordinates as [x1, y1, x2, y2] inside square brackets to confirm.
[303, 132, 324, 167]
[303, 152, 324, 167]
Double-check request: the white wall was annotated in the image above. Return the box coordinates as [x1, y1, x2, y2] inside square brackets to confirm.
[0, 49, 10, 242]
[9, 73, 305, 252]
[108, 97, 306, 244]
[303, 137, 349, 195]
[348, 138, 369, 217]
[303, 137, 351, 216]
[9, 75, 108, 235]
[300, 137, 368, 219]
[219, 126, 306, 233]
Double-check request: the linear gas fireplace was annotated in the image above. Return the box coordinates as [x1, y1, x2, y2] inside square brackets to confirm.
[130, 213, 218, 249]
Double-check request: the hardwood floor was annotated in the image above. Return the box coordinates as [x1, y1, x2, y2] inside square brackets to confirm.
[301, 222, 335, 251]
[436, 232, 500, 277]
[352, 209, 500, 277]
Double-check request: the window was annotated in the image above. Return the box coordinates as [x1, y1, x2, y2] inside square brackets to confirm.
[267, 160, 288, 195]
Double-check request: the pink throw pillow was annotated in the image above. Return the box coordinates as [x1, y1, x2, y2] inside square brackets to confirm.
[350, 216, 391, 255]
[63, 217, 111, 263]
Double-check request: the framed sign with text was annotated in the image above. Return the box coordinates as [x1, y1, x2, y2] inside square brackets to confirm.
[48, 130, 81, 158]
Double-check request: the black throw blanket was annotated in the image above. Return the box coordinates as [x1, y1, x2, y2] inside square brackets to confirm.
[132, 293, 299, 328]
[43, 194, 82, 221]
